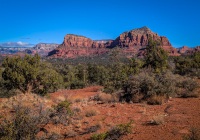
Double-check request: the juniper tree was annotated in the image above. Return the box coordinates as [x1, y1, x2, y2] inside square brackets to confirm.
[2, 54, 63, 95]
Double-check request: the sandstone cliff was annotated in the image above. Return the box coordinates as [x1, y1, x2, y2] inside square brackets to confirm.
[110, 26, 179, 56]
[111, 26, 171, 47]
[48, 27, 196, 58]
[48, 34, 112, 58]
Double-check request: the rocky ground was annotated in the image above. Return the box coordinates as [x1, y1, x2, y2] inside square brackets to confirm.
[0, 85, 199, 140]
[49, 86, 200, 140]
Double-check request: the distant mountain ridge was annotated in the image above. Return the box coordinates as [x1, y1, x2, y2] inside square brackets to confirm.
[25, 43, 59, 56]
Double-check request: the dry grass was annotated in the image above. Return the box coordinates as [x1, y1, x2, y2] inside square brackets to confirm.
[149, 114, 165, 125]
[94, 92, 118, 103]
[85, 109, 98, 117]
[0, 93, 53, 110]
[147, 95, 167, 105]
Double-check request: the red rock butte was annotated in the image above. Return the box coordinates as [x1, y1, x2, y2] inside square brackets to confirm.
[48, 26, 198, 58]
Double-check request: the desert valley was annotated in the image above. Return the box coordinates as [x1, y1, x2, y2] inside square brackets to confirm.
[0, 26, 199, 140]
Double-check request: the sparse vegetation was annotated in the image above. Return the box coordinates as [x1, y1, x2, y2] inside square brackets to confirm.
[51, 100, 73, 125]
[91, 121, 133, 140]
[85, 109, 97, 117]
[0, 38, 199, 140]
[0, 104, 50, 140]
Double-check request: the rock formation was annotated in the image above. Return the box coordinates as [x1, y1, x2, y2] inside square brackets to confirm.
[111, 26, 171, 47]
[110, 26, 179, 56]
[48, 34, 112, 58]
[178, 46, 200, 55]
[48, 27, 197, 58]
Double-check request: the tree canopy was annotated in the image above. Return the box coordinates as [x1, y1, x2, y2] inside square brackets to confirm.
[2, 54, 63, 95]
[144, 38, 168, 72]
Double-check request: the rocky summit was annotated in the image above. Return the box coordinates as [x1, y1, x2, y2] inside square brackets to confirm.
[111, 26, 171, 47]
[48, 27, 198, 58]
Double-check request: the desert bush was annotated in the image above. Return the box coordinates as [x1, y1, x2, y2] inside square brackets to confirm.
[70, 80, 86, 89]
[122, 71, 159, 104]
[91, 132, 108, 140]
[108, 120, 133, 137]
[122, 71, 185, 104]
[147, 95, 167, 105]
[181, 78, 198, 92]
[54, 100, 72, 114]
[178, 78, 199, 98]
[0, 104, 50, 140]
[85, 109, 97, 117]
[91, 121, 133, 140]
[84, 124, 101, 134]
[51, 100, 73, 125]
[155, 71, 180, 97]
[94, 92, 119, 103]
[174, 52, 200, 78]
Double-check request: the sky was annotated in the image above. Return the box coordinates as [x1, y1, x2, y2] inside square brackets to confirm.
[0, 0, 200, 47]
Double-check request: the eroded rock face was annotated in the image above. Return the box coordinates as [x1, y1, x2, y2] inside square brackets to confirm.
[48, 27, 197, 58]
[178, 46, 193, 54]
[111, 26, 171, 48]
[110, 26, 179, 56]
[49, 34, 112, 58]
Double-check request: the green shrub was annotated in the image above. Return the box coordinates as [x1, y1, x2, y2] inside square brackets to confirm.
[2, 55, 63, 95]
[91, 121, 133, 140]
[122, 71, 186, 104]
[70, 80, 86, 89]
[54, 100, 72, 115]
[144, 37, 168, 73]
[91, 132, 108, 140]
[174, 52, 200, 78]
[51, 100, 73, 125]
[178, 78, 199, 98]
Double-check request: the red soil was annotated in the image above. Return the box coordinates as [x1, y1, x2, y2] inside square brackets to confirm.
[48, 86, 200, 140]
[1, 86, 200, 140]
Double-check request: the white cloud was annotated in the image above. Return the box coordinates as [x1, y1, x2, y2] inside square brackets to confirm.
[17, 41, 27, 46]
[0, 41, 34, 47]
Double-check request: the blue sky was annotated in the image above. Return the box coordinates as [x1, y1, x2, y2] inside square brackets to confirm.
[0, 0, 200, 47]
